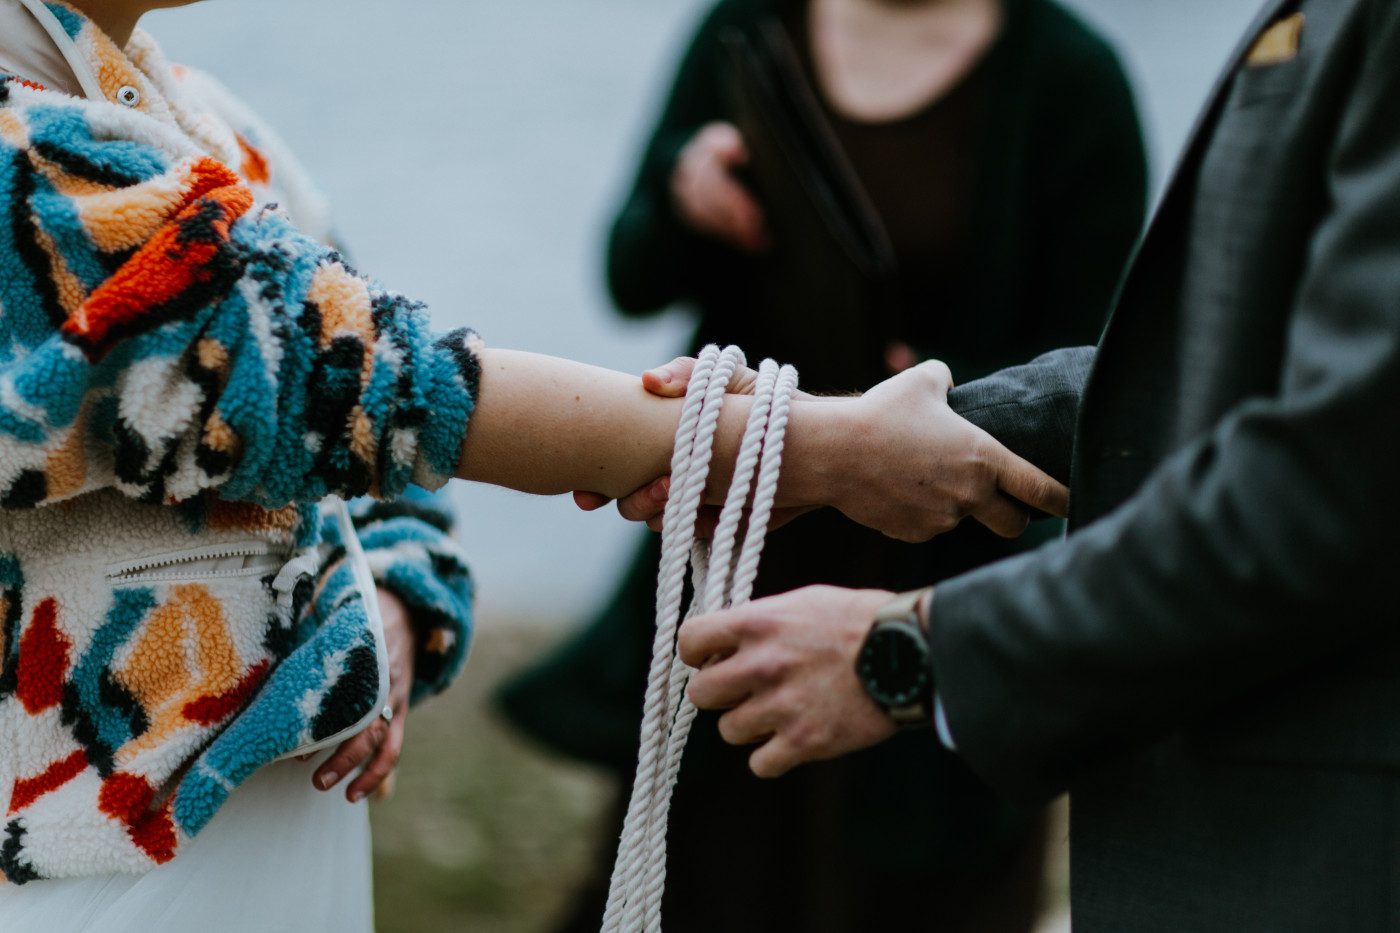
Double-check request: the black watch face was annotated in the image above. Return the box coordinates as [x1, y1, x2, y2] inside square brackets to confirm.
[858, 624, 930, 709]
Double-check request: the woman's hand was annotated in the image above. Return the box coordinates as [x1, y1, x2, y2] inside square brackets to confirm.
[312, 590, 415, 802]
[571, 356, 818, 533]
[671, 122, 769, 252]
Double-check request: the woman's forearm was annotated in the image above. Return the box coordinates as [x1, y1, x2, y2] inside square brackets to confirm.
[457, 349, 752, 500]
[454, 348, 863, 512]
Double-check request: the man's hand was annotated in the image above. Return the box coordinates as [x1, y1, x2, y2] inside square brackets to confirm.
[680, 586, 897, 777]
[671, 122, 768, 252]
[799, 359, 1066, 542]
[578, 356, 1067, 543]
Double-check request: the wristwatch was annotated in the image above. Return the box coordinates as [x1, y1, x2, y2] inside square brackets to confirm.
[856, 587, 934, 727]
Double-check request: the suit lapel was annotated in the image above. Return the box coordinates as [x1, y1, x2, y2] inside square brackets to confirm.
[1074, 0, 1302, 499]
[1150, 0, 1297, 209]
[1097, 0, 1298, 342]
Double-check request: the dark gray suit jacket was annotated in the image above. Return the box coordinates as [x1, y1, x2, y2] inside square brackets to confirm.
[942, 0, 1400, 928]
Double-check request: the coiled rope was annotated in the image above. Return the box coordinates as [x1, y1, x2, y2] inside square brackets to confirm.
[601, 345, 799, 933]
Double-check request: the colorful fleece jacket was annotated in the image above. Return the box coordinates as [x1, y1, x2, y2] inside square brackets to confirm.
[0, 4, 478, 882]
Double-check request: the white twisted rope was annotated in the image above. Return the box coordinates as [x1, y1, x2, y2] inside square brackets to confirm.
[601, 345, 798, 933]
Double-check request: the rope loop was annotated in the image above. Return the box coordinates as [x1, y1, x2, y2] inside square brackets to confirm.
[601, 346, 798, 933]
[602, 344, 800, 930]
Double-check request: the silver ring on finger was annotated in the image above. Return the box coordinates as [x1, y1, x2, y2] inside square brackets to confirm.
[380, 704, 394, 724]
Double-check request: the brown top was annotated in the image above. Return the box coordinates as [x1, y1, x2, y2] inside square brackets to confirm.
[784, 5, 991, 345]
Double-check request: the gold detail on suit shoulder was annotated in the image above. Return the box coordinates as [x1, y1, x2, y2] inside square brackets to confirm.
[1247, 12, 1305, 66]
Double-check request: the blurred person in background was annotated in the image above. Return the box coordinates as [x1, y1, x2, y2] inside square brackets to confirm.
[499, 0, 1146, 930]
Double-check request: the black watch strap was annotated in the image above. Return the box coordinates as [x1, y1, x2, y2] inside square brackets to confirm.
[871, 587, 934, 726]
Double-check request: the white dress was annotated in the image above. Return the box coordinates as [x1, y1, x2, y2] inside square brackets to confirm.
[0, 753, 373, 933]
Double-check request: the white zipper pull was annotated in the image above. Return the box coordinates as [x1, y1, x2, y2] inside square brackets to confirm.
[272, 551, 321, 593]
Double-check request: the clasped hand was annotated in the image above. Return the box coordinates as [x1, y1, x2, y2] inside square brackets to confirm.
[307, 590, 413, 802]
[571, 358, 1068, 778]
[575, 355, 1067, 541]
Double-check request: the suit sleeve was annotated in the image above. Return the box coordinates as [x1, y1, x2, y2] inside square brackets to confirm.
[928, 1, 1400, 803]
[947, 345, 1094, 485]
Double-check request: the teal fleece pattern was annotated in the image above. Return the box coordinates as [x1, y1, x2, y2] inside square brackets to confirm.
[0, 4, 476, 882]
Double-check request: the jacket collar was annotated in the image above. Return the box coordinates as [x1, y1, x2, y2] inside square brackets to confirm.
[0, 0, 240, 165]
[0, 0, 90, 96]
[0, 0, 126, 101]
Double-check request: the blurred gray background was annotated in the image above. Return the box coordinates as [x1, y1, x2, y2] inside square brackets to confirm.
[148, 0, 1264, 623]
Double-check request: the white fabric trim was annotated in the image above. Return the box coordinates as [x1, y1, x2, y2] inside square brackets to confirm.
[7, 0, 104, 99]
[934, 694, 958, 751]
[0, 0, 83, 94]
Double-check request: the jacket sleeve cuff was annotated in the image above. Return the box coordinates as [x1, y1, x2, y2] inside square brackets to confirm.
[350, 494, 474, 703]
[402, 328, 483, 496]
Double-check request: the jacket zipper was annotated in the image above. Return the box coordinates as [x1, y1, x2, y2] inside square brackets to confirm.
[106, 543, 289, 583]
